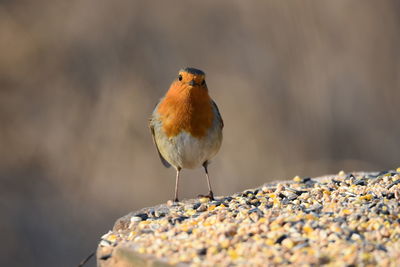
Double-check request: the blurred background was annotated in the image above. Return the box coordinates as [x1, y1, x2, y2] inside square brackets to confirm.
[1, 0, 400, 266]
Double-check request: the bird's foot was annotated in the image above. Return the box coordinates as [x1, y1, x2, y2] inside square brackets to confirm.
[197, 191, 214, 201]
[167, 198, 180, 206]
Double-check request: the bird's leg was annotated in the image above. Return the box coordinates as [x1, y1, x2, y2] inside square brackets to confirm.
[203, 162, 214, 200]
[174, 167, 181, 202]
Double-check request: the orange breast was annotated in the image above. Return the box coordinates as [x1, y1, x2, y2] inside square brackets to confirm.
[157, 82, 214, 138]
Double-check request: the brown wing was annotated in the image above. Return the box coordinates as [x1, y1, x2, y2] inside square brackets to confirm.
[149, 118, 171, 168]
[212, 100, 224, 129]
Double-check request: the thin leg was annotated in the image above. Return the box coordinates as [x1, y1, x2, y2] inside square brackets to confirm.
[203, 162, 214, 200]
[174, 167, 181, 202]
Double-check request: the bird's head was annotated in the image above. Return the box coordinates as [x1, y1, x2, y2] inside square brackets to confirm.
[174, 67, 207, 91]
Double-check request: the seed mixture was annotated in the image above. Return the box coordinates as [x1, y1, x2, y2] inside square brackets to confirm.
[99, 170, 400, 266]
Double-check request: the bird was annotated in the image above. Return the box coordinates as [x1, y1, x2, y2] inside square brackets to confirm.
[149, 67, 223, 202]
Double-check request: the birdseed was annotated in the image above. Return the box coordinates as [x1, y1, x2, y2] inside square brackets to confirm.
[99, 171, 400, 266]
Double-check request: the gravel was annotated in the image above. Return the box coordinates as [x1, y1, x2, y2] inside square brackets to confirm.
[98, 170, 400, 266]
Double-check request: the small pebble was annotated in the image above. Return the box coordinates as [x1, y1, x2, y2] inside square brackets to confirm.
[99, 240, 111, 247]
[293, 176, 302, 182]
[130, 216, 143, 222]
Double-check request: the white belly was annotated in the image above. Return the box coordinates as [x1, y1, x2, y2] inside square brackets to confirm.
[157, 129, 222, 169]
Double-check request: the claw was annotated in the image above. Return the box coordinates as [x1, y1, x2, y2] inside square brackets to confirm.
[197, 192, 214, 200]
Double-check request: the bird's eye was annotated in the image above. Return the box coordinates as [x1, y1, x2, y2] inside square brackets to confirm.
[178, 75, 182, 81]
[201, 80, 206, 85]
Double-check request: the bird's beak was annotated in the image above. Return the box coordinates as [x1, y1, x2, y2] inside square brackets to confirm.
[188, 80, 197, 86]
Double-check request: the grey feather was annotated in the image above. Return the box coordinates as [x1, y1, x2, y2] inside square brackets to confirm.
[212, 100, 224, 129]
[149, 115, 171, 168]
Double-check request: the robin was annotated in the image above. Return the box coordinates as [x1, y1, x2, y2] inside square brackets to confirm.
[149, 67, 223, 202]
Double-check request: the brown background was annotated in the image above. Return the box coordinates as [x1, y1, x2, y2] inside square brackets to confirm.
[1, 1, 399, 266]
